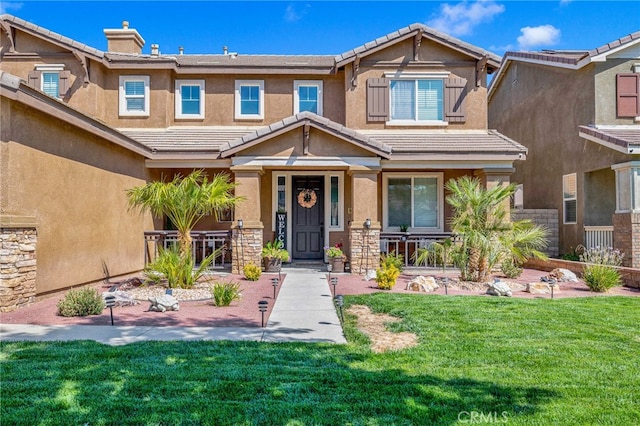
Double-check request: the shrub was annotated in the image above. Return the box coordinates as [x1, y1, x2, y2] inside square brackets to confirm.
[375, 264, 400, 290]
[381, 251, 404, 272]
[582, 264, 621, 292]
[57, 288, 105, 317]
[144, 246, 215, 289]
[580, 246, 624, 266]
[211, 280, 243, 306]
[501, 257, 523, 278]
[243, 262, 262, 281]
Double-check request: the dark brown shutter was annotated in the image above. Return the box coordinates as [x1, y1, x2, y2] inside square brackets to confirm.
[366, 78, 389, 122]
[58, 70, 71, 98]
[617, 73, 640, 117]
[27, 70, 41, 89]
[444, 78, 467, 123]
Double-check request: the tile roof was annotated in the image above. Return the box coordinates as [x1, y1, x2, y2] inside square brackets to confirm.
[220, 112, 392, 158]
[579, 125, 640, 153]
[335, 23, 501, 70]
[502, 30, 640, 67]
[363, 130, 528, 155]
[0, 14, 103, 59]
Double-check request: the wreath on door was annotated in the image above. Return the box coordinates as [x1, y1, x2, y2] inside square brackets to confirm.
[297, 189, 317, 209]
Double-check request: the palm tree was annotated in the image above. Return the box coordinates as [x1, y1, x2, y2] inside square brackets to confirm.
[445, 176, 547, 282]
[127, 170, 244, 258]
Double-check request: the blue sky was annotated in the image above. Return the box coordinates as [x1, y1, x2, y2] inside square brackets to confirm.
[1, 1, 638, 56]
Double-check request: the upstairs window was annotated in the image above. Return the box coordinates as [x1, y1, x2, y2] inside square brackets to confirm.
[175, 80, 204, 119]
[235, 80, 264, 120]
[294, 80, 323, 115]
[563, 173, 577, 224]
[390, 79, 443, 122]
[119, 76, 150, 116]
[29, 64, 70, 99]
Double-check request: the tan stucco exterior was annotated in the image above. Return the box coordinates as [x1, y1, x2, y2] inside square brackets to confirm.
[1, 95, 154, 295]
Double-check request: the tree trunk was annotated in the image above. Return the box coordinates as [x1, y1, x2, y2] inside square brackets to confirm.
[178, 230, 192, 259]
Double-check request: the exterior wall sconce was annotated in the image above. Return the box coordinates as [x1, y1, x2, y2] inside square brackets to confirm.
[364, 218, 371, 229]
[237, 219, 244, 229]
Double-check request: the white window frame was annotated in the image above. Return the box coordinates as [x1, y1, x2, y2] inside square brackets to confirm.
[175, 79, 205, 119]
[119, 75, 150, 117]
[293, 80, 323, 115]
[384, 71, 449, 126]
[382, 172, 444, 232]
[235, 80, 264, 120]
[563, 173, 577, 224]
[35, 64, 64, 98]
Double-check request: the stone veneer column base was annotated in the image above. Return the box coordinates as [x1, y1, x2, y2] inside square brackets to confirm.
[349, 226, 380, 275]
[613, 212, 640, 268]
[1, 218, 37, 312]
[230, 225, 263, 274]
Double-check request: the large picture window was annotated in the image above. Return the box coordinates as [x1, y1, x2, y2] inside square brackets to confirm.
[390, 79, 444, 123]
[384, 174, 442, 231]
[563, 173, 577, 224]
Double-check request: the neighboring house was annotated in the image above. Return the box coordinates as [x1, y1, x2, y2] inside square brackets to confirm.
[489, 31, 640, 268]
[1, 14, 527, 310]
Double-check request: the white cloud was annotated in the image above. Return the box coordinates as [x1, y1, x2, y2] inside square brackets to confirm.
[0, 2, 23, 14]
[427, 0, 505, 36]
[284, 3, 310, 23]
[517, 25, 561, 50]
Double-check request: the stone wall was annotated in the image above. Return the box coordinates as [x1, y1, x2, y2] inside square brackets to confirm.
[511, 209, 559, 256]
[1, 224, 37, 312]
[349, 227, 380, 275]
[230, 227, 263, 274]
[613, 212, 640, 268]
[525, 257, 640, 289]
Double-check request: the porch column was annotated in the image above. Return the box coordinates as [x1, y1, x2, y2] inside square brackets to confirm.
[348, 168, 380, 275]
[474, 168, 514, 216]
[231, 167, 264, 274]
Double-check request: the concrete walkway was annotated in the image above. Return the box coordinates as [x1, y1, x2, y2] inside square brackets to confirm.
[0, 267, 346, 346]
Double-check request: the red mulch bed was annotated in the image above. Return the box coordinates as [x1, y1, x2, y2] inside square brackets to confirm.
[1, 269, 638, 328]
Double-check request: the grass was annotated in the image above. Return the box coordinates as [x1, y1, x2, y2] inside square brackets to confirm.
[2, 295, 639, 425]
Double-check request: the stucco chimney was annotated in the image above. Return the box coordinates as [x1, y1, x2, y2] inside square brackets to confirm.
[179, 46, 184, 55]
[103, 20, 145, 55]
[150, 44, 159, 57]
[223, 46, 228, 55]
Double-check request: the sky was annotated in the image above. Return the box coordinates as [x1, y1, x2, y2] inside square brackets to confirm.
[0, 1, 638, 57]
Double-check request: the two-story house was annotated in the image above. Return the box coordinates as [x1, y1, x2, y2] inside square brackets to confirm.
[1, 14, 526, 310]
[489, 31, 640, 268]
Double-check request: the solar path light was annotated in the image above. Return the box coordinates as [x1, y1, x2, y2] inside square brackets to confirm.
[258, 300, 268, 328]
[271, 277, 279, 299]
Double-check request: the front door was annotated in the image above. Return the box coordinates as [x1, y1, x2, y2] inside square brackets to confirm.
[292, 176, 324, 259]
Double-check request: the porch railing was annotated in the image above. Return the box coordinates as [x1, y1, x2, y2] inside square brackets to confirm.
[584, 226, 614, 249]
[144, 230, 230, 269]
[380, 232, 456, 267]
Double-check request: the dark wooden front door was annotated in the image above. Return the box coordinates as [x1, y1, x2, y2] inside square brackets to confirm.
[292, 176, 324, 259]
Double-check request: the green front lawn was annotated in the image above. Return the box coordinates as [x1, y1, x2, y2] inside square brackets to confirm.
[2, 295, 639, 425]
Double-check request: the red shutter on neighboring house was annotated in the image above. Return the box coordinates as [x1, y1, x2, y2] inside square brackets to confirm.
[27, 70, 40, 89]
[444, 78, 467, 123]
[58, 70, 71, 98]
[366, 78, 389, 122]
[617, 73, 640, 117]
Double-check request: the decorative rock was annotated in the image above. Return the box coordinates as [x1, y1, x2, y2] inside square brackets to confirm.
[486, 279, 512, 297]
[406, 276, 439, 292]
[549, 268, 578, 282]
[148, 294, 180, 312]
[526, 282, 558, 294]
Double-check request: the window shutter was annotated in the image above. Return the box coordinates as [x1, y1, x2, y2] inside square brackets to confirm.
[58, 70, 71, 98]
[27, 70, 41, 89]
[444, 78, 467, 123]
[367, 78, 389, 122]
[616, 73, 640, 117]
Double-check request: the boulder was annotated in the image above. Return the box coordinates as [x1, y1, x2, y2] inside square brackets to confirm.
[406, 276, 439, 292]
[549, 268, 578, 282]
[526, 282, 559, 295]
[486, 279, 512, 297]
[148, 294, 180, 312]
